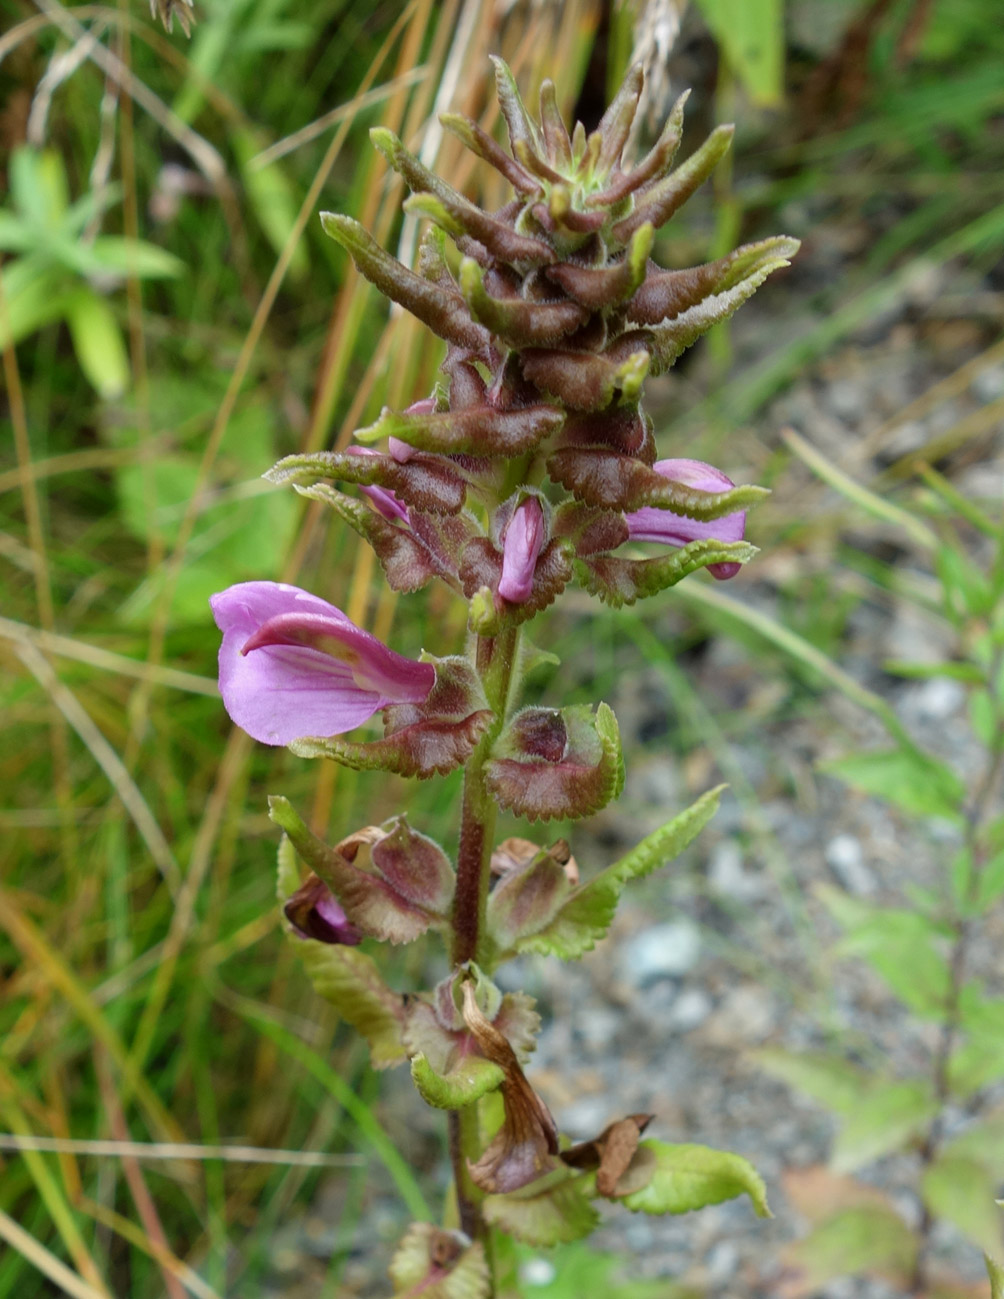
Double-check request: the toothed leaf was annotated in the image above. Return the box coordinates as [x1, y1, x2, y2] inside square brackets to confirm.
[517, 785, 723, 958]
[621, 1141, 770, 1218]
[576, 541, 758, 606]
[482, 1170, 600, 1246]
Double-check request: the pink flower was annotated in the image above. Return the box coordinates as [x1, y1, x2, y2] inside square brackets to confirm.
[210, 581, 435, 746]
[625, 458, 746, 580]
[498, 497, 545, 604]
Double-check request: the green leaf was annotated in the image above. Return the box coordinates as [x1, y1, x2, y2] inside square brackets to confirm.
[576, 541, 758, 608]
[830, 1081, 936, 1174]
[692, 0, 783, 105]
[970, 689, 998, 748]
[606, 784, 724, 887]
[883, 660, 985, 684]
[64, 289, 129, 398]
[277, 840, 405, 1070]
[410, 1052, 504, 1110]
[941, 1115, 1004, 1171]
[515, 875, 619, 961]
[936, 542, 994, 621]
[82, 236, 185, 279]
[482, 1171, 600, 1246]
[820, 887, 953, 1018]
[486, 851, 571, 955]
[755, 1049, 868, 1114]
[950, 998, 1004, 1095]
[10, 147, 68, 226]
[620, 1141, 770, 1218]
[780, 1206, 916, 1292]
[987, 1249, 1004, 1298]
[976, 848, 1004, 913]
[0, 262, 78, 348]
[922, 1155, 1002, 1255]
[515, 786, 722, 960]
[389, 1223, 490, 1299]
[821, 747, 964, 822]
[117, 454, 199, 545]
[511, 1244, 702, 1299]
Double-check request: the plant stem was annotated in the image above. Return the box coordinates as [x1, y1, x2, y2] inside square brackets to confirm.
[452, 627, 521, 968]
[449, 625, 521, 1261]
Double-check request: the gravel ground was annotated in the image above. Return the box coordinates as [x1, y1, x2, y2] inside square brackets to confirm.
[258, 207, 1004, 1297]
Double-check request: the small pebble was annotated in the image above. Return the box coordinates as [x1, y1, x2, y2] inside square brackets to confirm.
[824, 834, 877, 896]
[705, 1239, 739, 1285]
[709, 840, 763, 902]
[620, 920, 701, 987]
[668, 988, 713, 1032]
[911, 676, 964, 721]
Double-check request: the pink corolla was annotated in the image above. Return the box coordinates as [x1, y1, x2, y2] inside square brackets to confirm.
[210, 581, 435, 746]
[498, 497, 545, 604]
[625, 458, 746, 580]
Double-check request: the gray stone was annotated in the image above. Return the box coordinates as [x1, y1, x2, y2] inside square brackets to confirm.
[824, 833, 877, 895]
[709, 839, 763, 902]
[972, 362, 1004, 402]
[823, 379, 867, 426]
[620, 920, 702, 986]
[576, 1007, 622, 1051]
[705, 1239, 739, 1285]
[910, 676, 965, 721]
[559, 1095, 614, 1138]
[668, 987, 714, 1032]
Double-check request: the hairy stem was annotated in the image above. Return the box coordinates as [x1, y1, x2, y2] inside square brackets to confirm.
[449, 625, 521, 1257]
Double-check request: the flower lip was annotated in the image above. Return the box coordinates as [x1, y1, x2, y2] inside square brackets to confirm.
[498, 497, 545, 604]
[625, 458, 746, 580]
[211, 581, 435, 746]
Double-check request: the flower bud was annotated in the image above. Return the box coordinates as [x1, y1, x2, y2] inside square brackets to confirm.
[345, 445, 409, 521]
[498, 497, 545, 603]
[284, 873, 362, 945]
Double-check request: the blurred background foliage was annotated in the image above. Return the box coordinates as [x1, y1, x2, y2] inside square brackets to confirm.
[1, 0, 1003, 1294]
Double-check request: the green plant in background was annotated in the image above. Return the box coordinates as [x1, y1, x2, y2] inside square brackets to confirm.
[757, 450, 1004, 1296]
[210, 57, 795, 1294]
[0, 147, 182, 397]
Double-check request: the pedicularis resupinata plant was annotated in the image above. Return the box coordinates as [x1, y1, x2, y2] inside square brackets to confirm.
[211, 61, 798, 1295]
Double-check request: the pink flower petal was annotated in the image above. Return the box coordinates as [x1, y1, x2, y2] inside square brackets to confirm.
[210, 582, 434, 746]
[625, 458, 746, 580]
